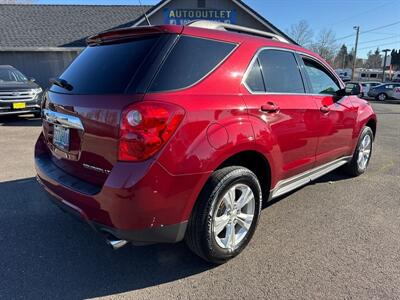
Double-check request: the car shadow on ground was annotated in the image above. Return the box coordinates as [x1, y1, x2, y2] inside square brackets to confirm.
[0, 114, 42, 126]
[0, 177, 213, 299]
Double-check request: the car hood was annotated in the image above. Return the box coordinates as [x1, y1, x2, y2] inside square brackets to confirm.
[0, 81, 39, 91]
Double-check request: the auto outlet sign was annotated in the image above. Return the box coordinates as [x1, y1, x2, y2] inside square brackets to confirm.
[163, 8, 237, 25]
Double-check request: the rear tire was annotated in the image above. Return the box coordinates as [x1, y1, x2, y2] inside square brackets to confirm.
[343, 126, 373, 177]
[376, 93, 387, 101]
[185, 166, 262, 264]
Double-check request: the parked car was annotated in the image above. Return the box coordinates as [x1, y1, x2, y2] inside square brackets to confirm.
[35, 22, 377, 264]
[0, 65, 43, 117]
[368, 83, 400, 100]
[360, 81, 381, 98]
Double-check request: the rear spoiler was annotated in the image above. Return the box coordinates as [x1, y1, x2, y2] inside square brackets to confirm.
[86, 25, 184, 45]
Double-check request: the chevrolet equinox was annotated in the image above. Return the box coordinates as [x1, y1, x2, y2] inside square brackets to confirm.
[35, 21, 377, 264]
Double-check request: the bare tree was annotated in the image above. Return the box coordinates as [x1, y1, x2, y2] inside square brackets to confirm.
[0, 0, 35, 3]
[286, 20, 313, 47]
[311, 29, 338, 64]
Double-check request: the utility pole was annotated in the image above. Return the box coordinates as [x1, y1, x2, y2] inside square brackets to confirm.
[382, 49, 391, 82]
[351, 26, 360, 81]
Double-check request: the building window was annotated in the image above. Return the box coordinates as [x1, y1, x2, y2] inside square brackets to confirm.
[198, 0, 206, 8]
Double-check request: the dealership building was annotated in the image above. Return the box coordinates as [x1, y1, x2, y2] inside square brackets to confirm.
[0, 0, 292, 88]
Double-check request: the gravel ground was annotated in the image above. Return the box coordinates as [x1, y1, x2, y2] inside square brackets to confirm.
[0, 101, 399, 300]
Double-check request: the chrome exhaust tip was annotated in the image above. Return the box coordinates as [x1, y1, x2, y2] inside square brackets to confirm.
[102, 231, 128, 250]
[107, 239, 128, 250]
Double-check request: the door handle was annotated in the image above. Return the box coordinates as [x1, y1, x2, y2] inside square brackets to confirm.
[261, 102, 280, 113]
[320, 105, 330, 114]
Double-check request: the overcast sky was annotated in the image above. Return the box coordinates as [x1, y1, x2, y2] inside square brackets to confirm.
[31, 0, 400, 58]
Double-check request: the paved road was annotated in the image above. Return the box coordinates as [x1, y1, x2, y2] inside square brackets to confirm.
[0, 102, 399, 299]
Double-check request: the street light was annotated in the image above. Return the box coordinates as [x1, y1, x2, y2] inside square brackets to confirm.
[351, 26, 360, 81]
[382, 49, 391, 82]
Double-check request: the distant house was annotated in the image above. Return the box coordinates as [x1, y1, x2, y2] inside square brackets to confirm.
[0, 0, 292, 88]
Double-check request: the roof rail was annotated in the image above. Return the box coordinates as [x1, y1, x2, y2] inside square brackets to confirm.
[187, 20, 290, 44]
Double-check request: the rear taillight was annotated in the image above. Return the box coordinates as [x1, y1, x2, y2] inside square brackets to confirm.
[119, 101, 185, 161]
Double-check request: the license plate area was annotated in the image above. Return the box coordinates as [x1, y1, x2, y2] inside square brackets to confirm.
[53, 125, 70, 151]
[13, 102, 26, 109]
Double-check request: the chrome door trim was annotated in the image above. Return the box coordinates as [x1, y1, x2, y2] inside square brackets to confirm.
[43, 109, 84, 130]
[270, 156, 352, 199]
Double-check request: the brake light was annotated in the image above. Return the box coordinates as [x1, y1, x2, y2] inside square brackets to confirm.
[119, 101, 185, 161]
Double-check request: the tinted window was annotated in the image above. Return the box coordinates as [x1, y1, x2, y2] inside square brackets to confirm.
[50, 36, 161, 94]
[245, 58, 265, 92]
[149, 36, 236, 92]
[302, 58, 340, 95]
[256, 50, 305, 93]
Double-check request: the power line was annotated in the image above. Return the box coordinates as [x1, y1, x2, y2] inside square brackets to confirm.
[345, 36, 398, 48]
[334, 21, 400, 42]
[357, 41, 400, 51]
[362, 21, 400, 34]
[327, 2, 391, 27]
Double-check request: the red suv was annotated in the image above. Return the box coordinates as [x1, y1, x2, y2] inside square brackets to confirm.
[35, 22, 377, 264]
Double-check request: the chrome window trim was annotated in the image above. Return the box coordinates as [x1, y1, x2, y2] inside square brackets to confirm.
[43, 109, 84, 130]
[242, 46, 343, 96]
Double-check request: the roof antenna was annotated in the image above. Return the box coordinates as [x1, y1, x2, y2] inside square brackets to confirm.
[138, 0, 151, 25]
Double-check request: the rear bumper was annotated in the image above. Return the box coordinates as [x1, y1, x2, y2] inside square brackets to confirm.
[42, 186, 187, 244]
[34, 133, 206, 244]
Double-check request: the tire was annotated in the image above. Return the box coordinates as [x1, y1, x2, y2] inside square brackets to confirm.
[343, 126, 374, 177]
[185, 166, 262, 264]
[376, 93, 387, 101]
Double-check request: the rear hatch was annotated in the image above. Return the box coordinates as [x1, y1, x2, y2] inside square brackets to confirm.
[42, 28, 179, 186]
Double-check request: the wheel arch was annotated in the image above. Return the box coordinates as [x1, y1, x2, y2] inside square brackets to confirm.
[215, 150, 272, 202]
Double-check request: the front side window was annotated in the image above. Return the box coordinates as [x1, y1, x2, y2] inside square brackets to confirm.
[257, 49, 305, 94]
[149, 36, 236, 92]
[302, 58, 340, 95]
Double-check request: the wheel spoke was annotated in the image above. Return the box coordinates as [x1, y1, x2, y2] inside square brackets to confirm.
[236, 213, 253, 230]
[223, 188, 236, 210]
[222, 222, 236, 250]
[213, 214, 229, 235]
[357, 152, 363, 164]
[236, 186, 254, 210]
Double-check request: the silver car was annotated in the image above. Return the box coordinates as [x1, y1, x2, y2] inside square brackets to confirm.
[367, 83, 400, 101]
[360, 82, 381, 98]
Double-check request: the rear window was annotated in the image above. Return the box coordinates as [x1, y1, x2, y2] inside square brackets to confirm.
[149, 36, 236, 92]
[50, 35, 162, 94]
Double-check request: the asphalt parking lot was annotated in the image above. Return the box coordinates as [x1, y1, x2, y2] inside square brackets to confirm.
[0, 101, 399, 299]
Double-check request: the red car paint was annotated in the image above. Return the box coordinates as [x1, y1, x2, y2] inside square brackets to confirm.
[35, 24, 377, 243]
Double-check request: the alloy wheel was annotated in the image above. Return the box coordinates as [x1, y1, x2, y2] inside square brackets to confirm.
[212, 184, 255, 252]
[357, 134, 372, 170]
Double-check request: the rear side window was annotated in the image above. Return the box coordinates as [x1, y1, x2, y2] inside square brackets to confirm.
[149, 36, 236, 92]
[245, 58, 266, 92]
[50, 36, 162, 94]
[257, 49, 305, 94]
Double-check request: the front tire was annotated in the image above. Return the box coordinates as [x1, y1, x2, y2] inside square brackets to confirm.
[344, 126, 373, 176]
[185, 166, 262, 264]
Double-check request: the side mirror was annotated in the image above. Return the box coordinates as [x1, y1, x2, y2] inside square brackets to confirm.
[345, 82, 361, 95]
[29, 77, 36, 82]
[336, 83, 361, 97]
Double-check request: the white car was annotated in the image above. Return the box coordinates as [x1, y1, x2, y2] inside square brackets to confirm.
[393, 87, 400, 100]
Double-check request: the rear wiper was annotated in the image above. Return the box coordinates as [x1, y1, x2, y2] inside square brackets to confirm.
[50, 78, 73, 91]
